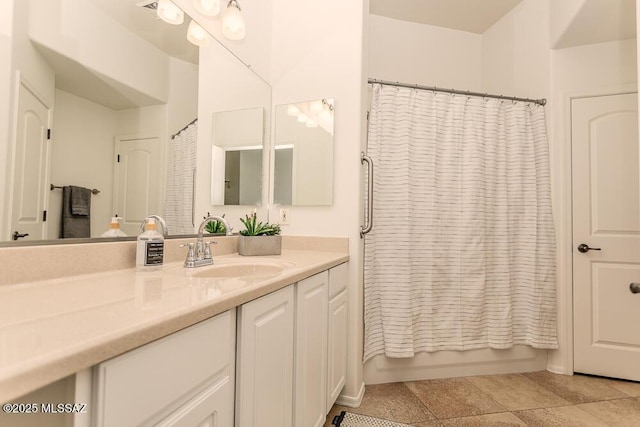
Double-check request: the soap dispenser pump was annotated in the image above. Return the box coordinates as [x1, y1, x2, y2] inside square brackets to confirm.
[136, 217, 164, 271]
[101, 216, 127, 238]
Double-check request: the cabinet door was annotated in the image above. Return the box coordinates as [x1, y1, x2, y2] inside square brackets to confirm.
[327, 289, 348, 412]
[94, 311, 234, 427]
[294, 272, 329, 427]
[156, 376, 233, 427]
[236, 286, 295, 427]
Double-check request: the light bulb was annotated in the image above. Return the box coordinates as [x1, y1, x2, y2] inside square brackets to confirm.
[187, 20, 210, 46]
[222, 0, 246, 41]
[310, 100, 323, 114]
[157, 0, 184, 25]
[287, 105, 300, 116]
[194, 0, 220, 16]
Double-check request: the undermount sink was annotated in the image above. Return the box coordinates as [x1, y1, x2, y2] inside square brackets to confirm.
[191, 262, 287, 279]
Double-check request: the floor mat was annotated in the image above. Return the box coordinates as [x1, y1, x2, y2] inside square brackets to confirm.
[331, 411, 415, 427]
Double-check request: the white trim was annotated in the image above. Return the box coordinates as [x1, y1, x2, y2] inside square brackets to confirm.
[335, 381, 365, 408]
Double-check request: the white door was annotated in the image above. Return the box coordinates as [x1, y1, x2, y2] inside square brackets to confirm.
[10, 82, 51, 241]
[327, 289, 347, 412]
[236, 286, 294, 427]
[572, 92, 640, 381]
[114, 135, 163, 236]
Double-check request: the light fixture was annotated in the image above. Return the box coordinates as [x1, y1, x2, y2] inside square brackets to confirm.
[222, 0, 246, 41]
[310, 100, 323, 114]
[157, 0, 184, 25]
[187, 20, 211, 46]
[193, 0, 220, 16]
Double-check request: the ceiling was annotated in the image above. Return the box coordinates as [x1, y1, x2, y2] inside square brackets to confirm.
[90, 0, 198, 65]
[369, 0, 524, 34]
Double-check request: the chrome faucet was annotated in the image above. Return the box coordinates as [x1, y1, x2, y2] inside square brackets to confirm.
[183, 215, 232, 268]
[139, 215, 168, 237]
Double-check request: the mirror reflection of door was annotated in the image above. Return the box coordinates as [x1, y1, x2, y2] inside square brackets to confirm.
[211, 108, 264, 206]
[114, 135, 164, 237]
[274, 147, 293, 205]
[10, 81, 52, 241]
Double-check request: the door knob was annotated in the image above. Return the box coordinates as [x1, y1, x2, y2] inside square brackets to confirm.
[630, 283, 640, 294]
[577, 243, 601, 253]
[12, 231, 29, 241]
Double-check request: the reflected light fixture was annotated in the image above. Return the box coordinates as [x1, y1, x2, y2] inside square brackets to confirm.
[222, 0, 246, 41]
[194, 0, 221, 16]
[306, 119, 318, 128]
[287, 105, 300, 116]
[297, 113, 308, 123]
[157, 0, 184, 25]
[310, 100, 323, 114]
[187, 20, 211, 46]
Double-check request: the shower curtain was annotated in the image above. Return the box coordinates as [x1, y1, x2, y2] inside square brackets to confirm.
[364, 83, 557, 362]
[164, 120, 197, 235]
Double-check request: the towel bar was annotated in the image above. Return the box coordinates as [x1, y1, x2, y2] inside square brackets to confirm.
[50, 184, 100, 195]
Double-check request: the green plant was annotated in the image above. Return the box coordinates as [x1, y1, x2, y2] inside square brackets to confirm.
[204, 213, 226, 234]
[239, 212, 281, 236]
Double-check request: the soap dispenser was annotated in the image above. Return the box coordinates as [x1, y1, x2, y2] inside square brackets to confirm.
[136, 217, 164, 271]
[101, 217, 127, 238]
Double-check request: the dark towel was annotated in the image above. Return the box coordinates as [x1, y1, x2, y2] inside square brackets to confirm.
[61, 186, 91, 238]
[70, 185, 91, 215]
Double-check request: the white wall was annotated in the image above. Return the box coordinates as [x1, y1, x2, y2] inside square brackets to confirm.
[369, 15, 482, 90]
[49, 90, 117, 239]
[482, 0, 551, 100]
[167, 57, 199, 136]
[0, 0, 13, 239]
[173, 0, 273, 82]
[270, 0, 368, 406]
[28, 0, 169, 104]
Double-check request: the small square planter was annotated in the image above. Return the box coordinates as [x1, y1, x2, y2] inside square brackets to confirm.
[238, 235, 282, 256]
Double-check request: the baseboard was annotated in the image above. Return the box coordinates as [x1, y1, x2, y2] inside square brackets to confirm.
[364, 346, 548, 384]
[335, 382, 365, 408]
[546, 364, 572, 375]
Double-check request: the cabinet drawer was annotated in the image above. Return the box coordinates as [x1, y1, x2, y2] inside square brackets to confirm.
[329, 263, 348, 298]
[94, 310, 234, 427]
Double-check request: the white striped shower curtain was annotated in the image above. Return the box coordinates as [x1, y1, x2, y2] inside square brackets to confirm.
[364, 83, 558, 362]
[164, 120, 197, 235]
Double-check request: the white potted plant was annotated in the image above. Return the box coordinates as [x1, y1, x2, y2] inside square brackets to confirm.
[238, 212, 282, 256]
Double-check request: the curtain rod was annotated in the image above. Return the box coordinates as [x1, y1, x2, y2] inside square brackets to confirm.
[368, 78, 547, 106]
[171, 117, 198, 139]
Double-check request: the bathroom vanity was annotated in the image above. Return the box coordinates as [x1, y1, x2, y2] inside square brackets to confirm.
[0, 237, 349, 427]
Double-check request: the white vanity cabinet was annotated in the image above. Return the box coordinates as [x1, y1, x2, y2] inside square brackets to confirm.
[235, 286, 295, 427]
[236, 262, 348, 427]
[93, 310, 236, 427]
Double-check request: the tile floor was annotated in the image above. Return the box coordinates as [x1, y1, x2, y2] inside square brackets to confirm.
[324, 371, 640, 426]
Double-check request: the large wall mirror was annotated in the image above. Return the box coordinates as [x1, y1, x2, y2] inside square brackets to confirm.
[1, 0, 270, 244]
[273, 99, 334, 206]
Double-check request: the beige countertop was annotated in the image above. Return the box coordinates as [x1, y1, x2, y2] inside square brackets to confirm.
[0, 248, 349, 403]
